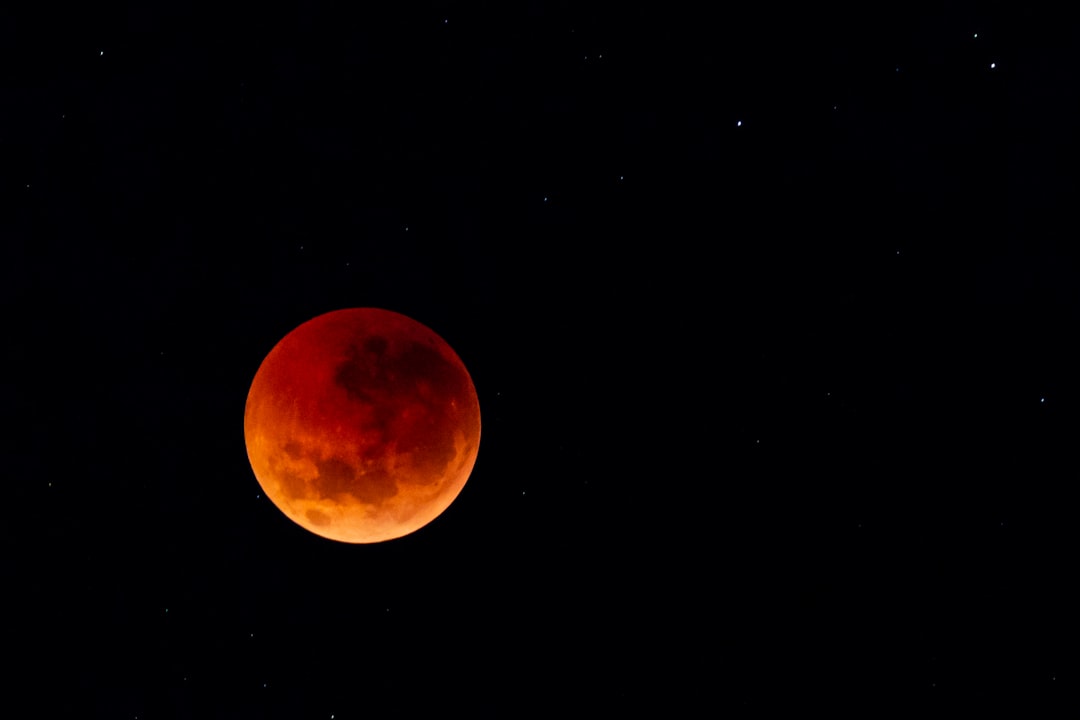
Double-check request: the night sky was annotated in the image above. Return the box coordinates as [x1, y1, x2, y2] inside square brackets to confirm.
[5, 2, 1077, 715]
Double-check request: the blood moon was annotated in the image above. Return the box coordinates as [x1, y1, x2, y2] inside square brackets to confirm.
[244, 308, 481, 543]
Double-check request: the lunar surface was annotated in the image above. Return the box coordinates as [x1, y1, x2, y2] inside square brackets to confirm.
[244, 308, 481, 543]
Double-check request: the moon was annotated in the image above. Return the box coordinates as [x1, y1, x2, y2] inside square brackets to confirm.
[244, 308, 481, 543]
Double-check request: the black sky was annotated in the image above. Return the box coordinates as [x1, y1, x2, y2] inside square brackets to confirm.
[4, 1, 1077, 715]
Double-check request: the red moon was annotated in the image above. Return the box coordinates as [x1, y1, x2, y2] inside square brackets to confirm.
[244, 308, 481, 543]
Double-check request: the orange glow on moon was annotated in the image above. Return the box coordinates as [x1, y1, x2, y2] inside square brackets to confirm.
[244, 308, 481, 543]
